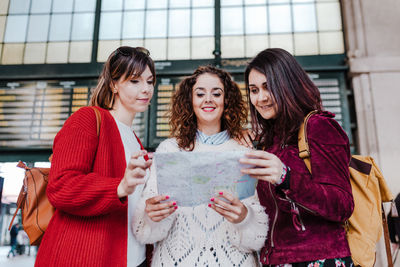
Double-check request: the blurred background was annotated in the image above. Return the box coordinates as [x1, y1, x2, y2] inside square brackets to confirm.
[0, 0, 399, 266]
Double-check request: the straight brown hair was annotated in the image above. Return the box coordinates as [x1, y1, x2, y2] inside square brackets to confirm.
[90, 46, 155, 109]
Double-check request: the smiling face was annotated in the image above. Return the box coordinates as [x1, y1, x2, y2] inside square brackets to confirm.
[192, 73, 225, 133]
[248, 68, 277, 120]
[113, 65, 154, 116]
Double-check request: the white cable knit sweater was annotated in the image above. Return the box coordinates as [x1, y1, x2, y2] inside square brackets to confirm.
[132, 138, 269, 267]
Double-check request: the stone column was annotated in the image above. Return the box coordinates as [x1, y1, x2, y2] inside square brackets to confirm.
[341, 0, 400, 266]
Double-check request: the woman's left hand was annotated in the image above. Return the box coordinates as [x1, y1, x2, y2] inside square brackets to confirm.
[209, 191, 248, 224]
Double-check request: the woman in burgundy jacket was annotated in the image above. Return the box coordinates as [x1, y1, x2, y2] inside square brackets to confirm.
[35, 46, 155, 267]
[239, 48, 355, 267]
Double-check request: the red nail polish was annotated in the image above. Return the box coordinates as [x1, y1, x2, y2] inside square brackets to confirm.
[208, 204, 212, 207]
[210, 198, 214, 202]
[219, 192, 223, 195]
[174, 206, 178, 209]
[173, 202, 176, 206]
[165, 195, 170, 199]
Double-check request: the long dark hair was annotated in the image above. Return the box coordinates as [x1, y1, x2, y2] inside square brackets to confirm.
[170, 65, 247, 151]
[90, 46, 155, 109]
[245, 48, 322, 148]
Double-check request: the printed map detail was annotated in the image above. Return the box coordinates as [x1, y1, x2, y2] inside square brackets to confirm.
[155, 150, 257, 207]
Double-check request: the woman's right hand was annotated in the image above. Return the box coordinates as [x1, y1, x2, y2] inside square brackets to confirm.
[117, 150, 152, 198]
[145, 195, 177, 222]
[239, 150, 284, 184]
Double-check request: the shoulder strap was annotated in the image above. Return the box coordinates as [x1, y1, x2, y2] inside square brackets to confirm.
[298, 110, 318, 173]
[8, 161, 29, 230]
[90, 106, 101, 136]
[48, 107, 101, 163]
[383, 204, 394, 267]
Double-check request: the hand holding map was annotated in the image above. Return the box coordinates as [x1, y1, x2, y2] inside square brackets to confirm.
[154, 150, 257, 207]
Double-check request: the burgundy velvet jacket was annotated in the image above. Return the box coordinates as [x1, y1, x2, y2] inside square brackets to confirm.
[257, 112, 354, 265]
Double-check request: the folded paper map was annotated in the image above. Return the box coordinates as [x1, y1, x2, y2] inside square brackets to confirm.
[154, 150, 257, 207]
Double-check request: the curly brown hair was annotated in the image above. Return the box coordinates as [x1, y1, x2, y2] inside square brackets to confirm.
[169, 65, 247, 151]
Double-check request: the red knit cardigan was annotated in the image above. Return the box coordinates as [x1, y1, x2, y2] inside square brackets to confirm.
[35, 107, 131, 267]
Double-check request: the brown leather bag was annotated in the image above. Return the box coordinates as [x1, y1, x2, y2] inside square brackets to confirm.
[8, 107, 101, 245]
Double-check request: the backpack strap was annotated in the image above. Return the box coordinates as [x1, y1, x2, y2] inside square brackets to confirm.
[383, 203, 394, 267]
[48, 107, 101, 163]
[9, 107, 102, 232]
[298, 110, 318, 173]
[91, 106, 101, 136]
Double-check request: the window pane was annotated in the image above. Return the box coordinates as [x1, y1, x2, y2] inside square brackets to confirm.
[147, 0, 168, 9]
[293, 4, 316, 32]
[317, 2, 342, 31]
[191, 37, 213, 59]
[145, 10, 167, 38]
[269, 0, 290, 3]
[193, 0, 214, 7]
[294, 32, 318, 55]
[269, 5, 291, 33]
[0, 0, 9, 15]
[144, 38, 167, 60]
[4, 15, 28, 42]
[222, 0, 242, 6]
[245, 0, 266, 4]
[192, 8, 214, 36]
[27, 15, 50, 42]
[8, 0, 30, 14]
[245, 35, 268, 57]
[293, 0, 313, 2]
[125, 0, 145, 9]
[74, 0, 96, 12]
[270, 34, 293, 53]
[71, 13, 95, 41]
[169, 9, 190, 37]
[221, 36, 244, 58]
[69, 41, 92, 63]
[319, 31, 344, 54]
[49, 14, 72, 42]
[222, 7, 243, 35]
[1, 43, 24, 64]
[46, 42, 69, 63]
[170, 0, 190, 8]
[122, 11, 144, 39]
[0, 16, 6, 42]
[52, 0, 73, 13]
[168, 38, 190, 59]
[97, 40, 121, 62]
[121, 39, 144, 47]
[245, 6, 267, 34]
[24, 42, 46, 64]
[100, 12, 122, 40]
[102, 0, 123, 11]
[31, 0, 51, 13]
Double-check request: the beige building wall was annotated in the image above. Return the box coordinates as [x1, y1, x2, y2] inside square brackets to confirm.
[342, 0, 400, 266]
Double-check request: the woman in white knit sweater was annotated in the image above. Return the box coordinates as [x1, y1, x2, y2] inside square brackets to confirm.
[132, 66, 268, 266]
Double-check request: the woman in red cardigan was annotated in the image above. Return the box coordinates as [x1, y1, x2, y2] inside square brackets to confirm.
[35, 46, 156, 267]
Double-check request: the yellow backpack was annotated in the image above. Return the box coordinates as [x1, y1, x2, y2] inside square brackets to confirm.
[298, 111, 394, 267]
